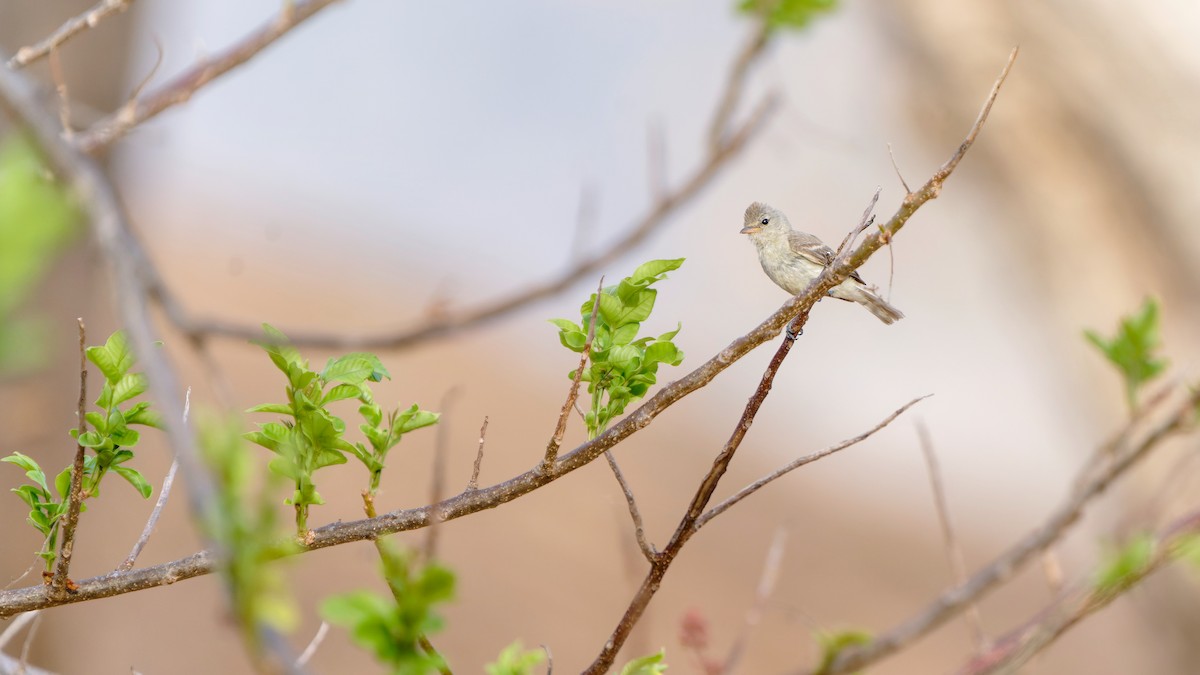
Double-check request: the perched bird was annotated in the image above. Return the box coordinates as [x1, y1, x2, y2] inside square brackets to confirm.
[740, 201, 904, 325]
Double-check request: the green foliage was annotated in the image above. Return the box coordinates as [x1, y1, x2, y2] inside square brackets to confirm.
[1085, 298, 1168, 411]
[486, 641, 546, 675]
[322, 543, 455, 675]
[813, 628, 872, 675]
[0, 135, 81, 373]
[3, 330, 157, 570]
[1177, 534, 1200, 571]
[621, 650, 668, 675]
[1094, 534, 1156, 595]
[200, 417, 299, 647]
[736, 0, 837, 30]
[552, 259, 686, 439]
[245, 324, 437, 536]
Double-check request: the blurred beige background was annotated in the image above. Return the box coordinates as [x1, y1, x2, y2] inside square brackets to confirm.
[3, 0, 1199, 673]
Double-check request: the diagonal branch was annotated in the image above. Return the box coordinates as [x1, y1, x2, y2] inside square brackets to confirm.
[808, 385, 1200, 675]
[954, 509, 1200, 675]
[696, 396, 928, 530]
[72, 0, 343, 153]
[50, 319, 89, 596]
[6, 0, 137, 70]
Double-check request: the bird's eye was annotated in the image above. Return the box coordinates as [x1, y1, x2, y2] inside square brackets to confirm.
[760, 218, 769, 225]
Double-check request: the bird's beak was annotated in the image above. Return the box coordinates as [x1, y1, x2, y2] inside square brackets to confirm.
[740, 225, 760, 235]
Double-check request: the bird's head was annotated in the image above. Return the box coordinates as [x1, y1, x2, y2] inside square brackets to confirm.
[740, 202, 787, 237]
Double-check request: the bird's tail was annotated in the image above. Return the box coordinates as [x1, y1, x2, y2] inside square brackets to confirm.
[851, 287, 904, 325]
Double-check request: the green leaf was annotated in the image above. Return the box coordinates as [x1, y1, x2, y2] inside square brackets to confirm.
[548, 318, 581, 334]
[645, 341, 683, 367]
[611, 322, 640, 346]
[486, 641, 547, 675]
[815, 628, 872, 674]
[395, 405, 440, 436]
[246, 402, 293, 416]
[113, 466, 153, 499]
[1094, 534, 1156, 594]
[559, 330, 587, 351]
[255, 323, 305, 375]
[96, 372, 148, 409]
[321, 384, 362, 406]
[620, 650, 668, 675]
[599, 289, 656, 328]
[86, 331, 134, 384]
[629, 258, 685, 285]
[124, 402, 164, 429]
[55, 466, 73, 500]
[321, 353, 391, 385]
[2, 452, 49, 493]
[1085, 298, 1168, 410]
[737, 0, 838, 30]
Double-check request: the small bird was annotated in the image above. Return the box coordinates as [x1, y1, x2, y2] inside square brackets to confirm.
[740, 202, 903, 325]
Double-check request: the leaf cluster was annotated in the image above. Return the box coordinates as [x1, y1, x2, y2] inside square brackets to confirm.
[3, 330, 158, 570]
[200, 417, 299, 645]
[246, 324, 437, 536]
[486, 641, 546, 675]
[1085, 298, 1168, 411]
[552, 259, 686, 438]
[322, 543, 455, 675]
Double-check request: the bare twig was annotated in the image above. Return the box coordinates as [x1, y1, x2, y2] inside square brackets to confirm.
[917, 421, 986, 650]
[119, 388, 189, 571]
[295, 621, 329, 668]
[604, 451, 655, 561]
[466, 417, 489, 492]
[51, 319, 88, 596]
[721, 527, 787, 674]
[424, 387, 460, 562]
[545, 277, 603, 469]
[18, 611, 43, 672]
[954, 510, 1200, 675]
[47, 49, 73, 140]
[6, 0, 136, 70]
[833, 188, 881, 261]
[887, 142, 912, 195]
[0, 611, 37, 651]
[697, 396, 928, 530]
[807, 385, 1200, 675]
[73, 0, 343, 153]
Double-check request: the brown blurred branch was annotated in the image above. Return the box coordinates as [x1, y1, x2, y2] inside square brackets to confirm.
[605, 451, 655, 561]
[117, 32, 781, 352]
[6, 0, 136, 70]
[955, 510, 1200, 675]
[73, 0, 343, 153]
[808, 385, 1200, 675]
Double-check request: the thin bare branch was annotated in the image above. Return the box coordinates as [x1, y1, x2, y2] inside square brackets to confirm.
[466, 417, 489, 492]
[698, 396, 928, 530]
[0, 610, 37, 651]
[6, 0, 136, 69]
[833, 188, 881, 260]
[545, 277, 603, 469]
[808, 385, 1200, 675]
[604, 451, 655, 561]
[295, 621, 329, 668]
[73, 0, 343, 153]
[47, 49, 73, 140]
[424, 388, 460, 561]
[51, 319, 88, 596]
[886, 142, 912, 195]
[721, 527, 787, 674]
[917, 421, 986, 650]
[118, 387, 188, 571]
[954, 510, 1200, 675]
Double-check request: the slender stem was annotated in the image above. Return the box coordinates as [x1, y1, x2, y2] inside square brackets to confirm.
[51, 319, 89, 595]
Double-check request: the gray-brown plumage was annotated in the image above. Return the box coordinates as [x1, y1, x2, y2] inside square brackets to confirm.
[740, 202, 904, 324]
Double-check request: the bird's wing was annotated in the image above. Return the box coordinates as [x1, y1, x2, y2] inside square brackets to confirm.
[787, 230, 865, 284]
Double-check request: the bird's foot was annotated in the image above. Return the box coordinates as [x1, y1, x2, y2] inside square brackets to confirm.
[786, 326, 803, 341]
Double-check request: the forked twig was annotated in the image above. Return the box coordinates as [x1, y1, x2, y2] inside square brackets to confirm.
[6, 0, 136, 70]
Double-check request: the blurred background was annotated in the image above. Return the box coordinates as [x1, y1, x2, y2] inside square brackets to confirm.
[2, 0, 1199, 672]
